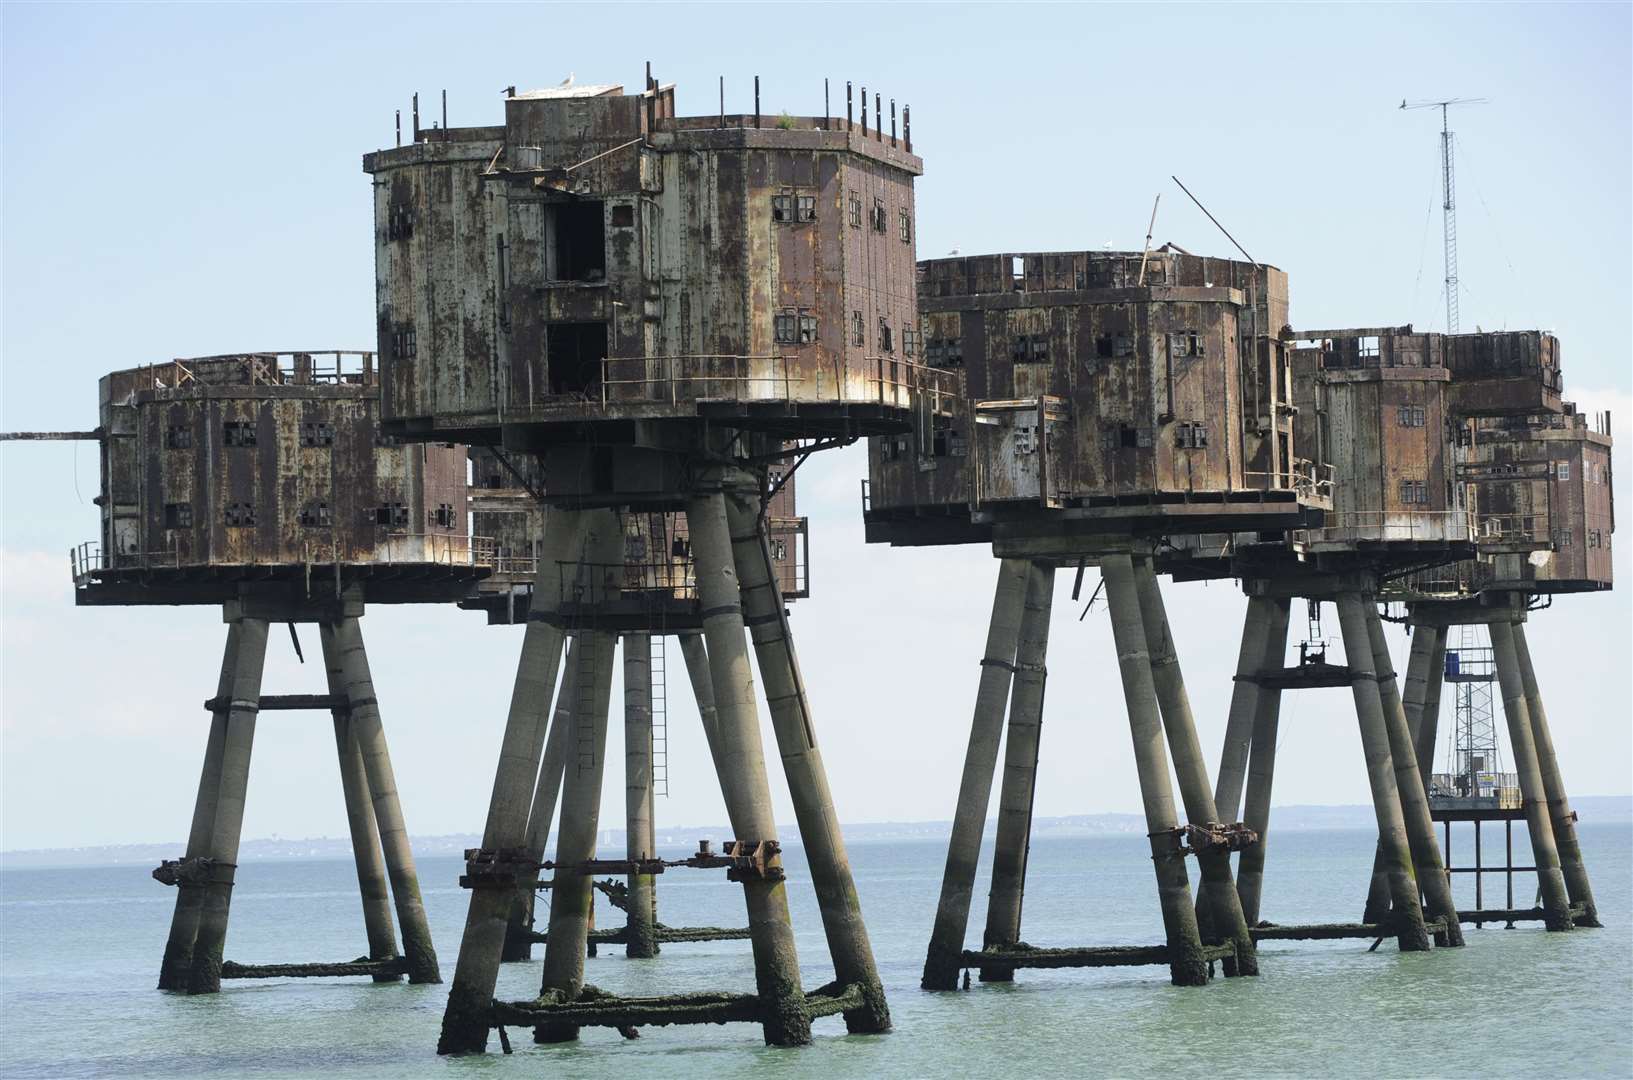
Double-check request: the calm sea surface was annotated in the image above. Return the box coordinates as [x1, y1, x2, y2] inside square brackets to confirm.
[3, 825, 1629, 1078]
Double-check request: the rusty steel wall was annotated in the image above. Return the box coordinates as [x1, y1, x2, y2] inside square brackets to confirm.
[363, 80, 922, 439]
[1458, 410, 1614, 591]
[868, 249, 1289, 518]
[1443, 330, 1563, 417]
[1288, 329, 1456, 522]
[94, 355, 467, 575]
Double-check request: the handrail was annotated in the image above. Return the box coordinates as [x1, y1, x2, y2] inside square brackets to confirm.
[136, 351, 377, 391]
[1297, 510, 1476, 545]
[69, 531, 496, 585]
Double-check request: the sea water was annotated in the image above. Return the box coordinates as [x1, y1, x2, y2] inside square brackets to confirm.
[3, 826, 1629, 1078]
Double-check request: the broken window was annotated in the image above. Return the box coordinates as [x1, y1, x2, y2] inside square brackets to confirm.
[903, 328, 922, 357]
[1588, 529, 1602, 548]
[300, 422, 336, 447]
[547, 200, 606, 282]
[546, 322, 608, 395]
[165, 425, 192, 450]
[1119, 425, 1152, 449]
[163, 502, 192, 529]
[374, 503, 410, 527]
[871, 197, 887, 232]
[224, 421, 257, 448]
[432, 503, 456, 529]
[1358, 335, 1381, 360]
[224, 502, 257, 527]
[774, 309, 818, 345]
[1097, 334, 1135, 359]
[1175, 422, 1210, 449]
[772, 194, 795, 222]
[1554, 528, 1573, 549]
[851, 310, 865, 347]
[610, 204, 635, 228]
[848, 191, 862, 228]
[769, 538, 788, 561]
[298, 502, 332, 527]
[799, 312, 818, 344]
[393, 325, 417, 360]
[1011, 334, 1049, 363]
[899, 208, 912, 243]
[1398, 479, 1428, 505]
[1397, 404, 1426, 428]
[878, 318, 893, 353]
[797, 196, 816, 222]
[1169, 332, 1204, 357]
[387, 201, 415, 241]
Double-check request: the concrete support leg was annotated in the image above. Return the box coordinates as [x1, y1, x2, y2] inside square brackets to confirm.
[438, 508, 588, 1055]
[1215, 596, 1277, 822]
[185, 616, 270, 994]
[324, 618, 442, 981]
[1415, 629, 1447, 789]
[1489, 621, 1574, 931]
[688, 488, 810, 1047]
[921, 559, 1030, 991]
[1333, 595, 1430, 951]
[534, 613, 620, 1042]
[1237, 599, 1291, 927]
[1101, 555, 1209, 986]
[1365, 605, 1463, 947]
[1134, 559, 1258, 976]
[678, 634, 725, 766]
[323, 637, 401, 982]
[1513, 623, 1599, 926]
[1365, 623, 1441, 923]
[981, 562, 1054, 982]
[726, 490, 889, 1032]
[623, 632, 660, 959]
[505, 635, 579, 963]
[158, 621, 240, 991]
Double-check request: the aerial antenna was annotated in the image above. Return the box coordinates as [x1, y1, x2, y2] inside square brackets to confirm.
[1136, 193, 1161, 285]
[1400, 96, 1489, 333]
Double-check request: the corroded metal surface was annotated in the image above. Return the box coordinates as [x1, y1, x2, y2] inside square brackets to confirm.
[866, 248, 1325, 547]
[79, 351, 476, 605]
[363, 78, 933, 444]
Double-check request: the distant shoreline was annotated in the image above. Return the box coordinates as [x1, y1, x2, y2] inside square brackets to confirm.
[5, 797, 1629, 870]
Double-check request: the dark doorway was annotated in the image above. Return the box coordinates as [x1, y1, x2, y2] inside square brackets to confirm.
[549, 200, 606, 282]
[547, 322, 608, 395]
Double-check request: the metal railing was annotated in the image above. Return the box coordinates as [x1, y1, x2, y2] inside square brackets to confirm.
[592, 352, 961, 416]
[1296, 510, 1476, 546]
[71, 531, 495, 586]
[133, 351, 376, 391]
[1243, 458, 1335, 502]
[1428, 772, 1522, 809]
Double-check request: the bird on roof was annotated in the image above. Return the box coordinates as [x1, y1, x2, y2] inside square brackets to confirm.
[559, 73, 575, 88]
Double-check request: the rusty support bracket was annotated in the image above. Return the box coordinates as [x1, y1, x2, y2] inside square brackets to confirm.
[458, 846, 536, 890]
[152, 856, 220, 887]
[1153, 822, 1258, 857]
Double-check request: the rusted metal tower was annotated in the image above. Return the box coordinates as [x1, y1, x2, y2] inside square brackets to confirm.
[867, 248, 1330, 989]
[7, 351, 480, 994]
[365, 69, 941, 1053]
[461, 448, 807, 965]
[1385, 333, 1610, 931]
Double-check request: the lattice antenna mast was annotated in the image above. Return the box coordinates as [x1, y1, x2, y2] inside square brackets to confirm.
[1400, 97, 1487, 332]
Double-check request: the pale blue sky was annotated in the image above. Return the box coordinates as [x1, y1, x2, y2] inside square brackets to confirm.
[3, 3, 1628, 849]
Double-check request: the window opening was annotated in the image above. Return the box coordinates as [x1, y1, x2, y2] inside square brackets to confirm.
[224, 421, 257, 448]
[878, 318, 893, 353]
[165, 425, 192, 450]
[899, 208, 912, 242]
[546, 322, 608, 395]
[300, 422, 336, 447]
[851, 311, 865, 347]
[848, 191, 862, 228]
[299, 502, 333, 527]
[871, 198, 887, 232]
[610, 204, 635, 228]
[224, 502, 257, 527]
[163, 502, 193, 529]
[374, 503, 410, 527]
[797, 196, 817, 222]
[548, 200, 606, 282]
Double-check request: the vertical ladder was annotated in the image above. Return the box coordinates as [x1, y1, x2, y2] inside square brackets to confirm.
[650, 633, 668, 797]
